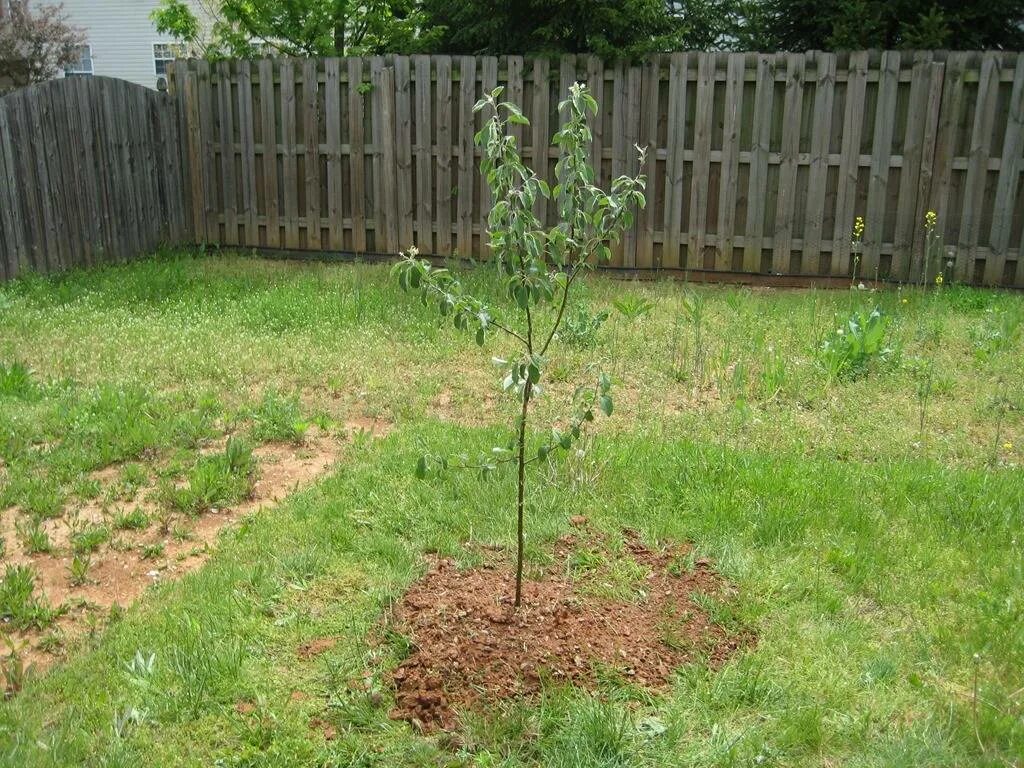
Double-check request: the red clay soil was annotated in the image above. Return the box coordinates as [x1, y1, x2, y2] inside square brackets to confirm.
[388, 532, 751, 732]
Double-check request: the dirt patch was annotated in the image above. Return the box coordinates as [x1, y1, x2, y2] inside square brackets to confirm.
[297, 637, 337, 660]
[1, 423, 385, 679]
[387, 533, 751, 732]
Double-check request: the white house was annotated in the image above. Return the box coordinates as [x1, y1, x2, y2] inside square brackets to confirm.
[55, 0, 213, 90]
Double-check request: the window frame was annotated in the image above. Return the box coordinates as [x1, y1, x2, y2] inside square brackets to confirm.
[152, 42, 186, 78]
[64, 44, 94, 77]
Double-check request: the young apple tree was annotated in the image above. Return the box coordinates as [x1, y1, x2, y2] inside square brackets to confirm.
[392, 83, 646, 607]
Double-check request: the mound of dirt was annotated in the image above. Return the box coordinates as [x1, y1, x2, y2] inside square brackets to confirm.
[388, 533, 751, 732]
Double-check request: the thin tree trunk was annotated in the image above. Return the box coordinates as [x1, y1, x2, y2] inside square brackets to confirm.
[514, 379, 532, 607]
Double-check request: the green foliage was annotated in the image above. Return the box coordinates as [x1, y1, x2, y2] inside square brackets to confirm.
[395, 83, 644, 604]
[559, 304, 609, 349]
[742, 0, 1024, 51]
[250, 391, 309, 444]
[0, 565, 57, 631]
[113, 508, 149, 531]
[16, 518, 51, 555]
[818, 307, 896, 380]
[167, 437, 255, 515]
[419, 0, 710, 58]
[612, 294, 655, 322]
[0, 361, 39, 400]
[67, 555, 91, 587]
[152, 0, 439, 58]
[970, 306, 1022, 361]
[70, 524, 110, 555]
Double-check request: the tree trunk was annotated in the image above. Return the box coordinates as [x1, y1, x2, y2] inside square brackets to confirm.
[514, 379, 532, 607]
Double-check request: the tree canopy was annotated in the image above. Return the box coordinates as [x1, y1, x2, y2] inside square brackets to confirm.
[0, 1, 85, 92]
[152, 0, 1024, 58]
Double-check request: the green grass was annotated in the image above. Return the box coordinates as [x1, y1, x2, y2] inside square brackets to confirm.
[0, 250, 1021, 766]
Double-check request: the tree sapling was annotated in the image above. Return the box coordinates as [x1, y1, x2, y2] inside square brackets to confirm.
[392, 83, 646, 607]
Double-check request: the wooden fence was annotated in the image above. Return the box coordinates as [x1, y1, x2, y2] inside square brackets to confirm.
[1, 53, 1023, 287]
[168, 51, 1024, 287]
[0, 77, 190, 280]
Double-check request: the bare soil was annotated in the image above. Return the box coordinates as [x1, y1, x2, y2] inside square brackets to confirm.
[1, 420, 389, 676]
[387, 531, 752, 732]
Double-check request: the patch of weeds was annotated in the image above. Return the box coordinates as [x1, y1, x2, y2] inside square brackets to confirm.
[818, 306, 897, 380]
[1, 637, 32, 699]
[16, 518, 51, 554]
[0, 565, 57, 630]
[9, 474, 64, 519]
[560, 304, 610, 350]
[36, 631, 62, 654]
[140, 543, 165, 560]
[113, 508, 149, 531]
[70, 524, 110, 554]
[67, 555, 91, 586]
[567, 548, 651, 602]
[969, 306, 1021, 361]
[72, 477, 102, 502]
[0, 361, 40, 401]
[113, 463, 149, 500]
[167, 437, 255, 515]
[250, 390, 308, 444]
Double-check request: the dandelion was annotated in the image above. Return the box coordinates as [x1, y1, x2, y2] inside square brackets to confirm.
[902, 297, 908, 304]
[857, 282, 866, 290]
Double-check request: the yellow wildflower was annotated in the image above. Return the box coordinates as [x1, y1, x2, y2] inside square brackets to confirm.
[925, 210, 937, 231]
[1005, 442, 1014, 451]
[935, 273, 943, 285]
[852, 217, 865, 240]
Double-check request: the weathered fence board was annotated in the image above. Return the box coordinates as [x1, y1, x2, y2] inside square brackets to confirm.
[0, 77, 188, 280]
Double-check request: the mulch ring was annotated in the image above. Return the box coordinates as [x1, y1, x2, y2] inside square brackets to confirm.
[387, 529, 753, 732]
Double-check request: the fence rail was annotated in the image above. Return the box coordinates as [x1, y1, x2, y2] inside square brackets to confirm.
[1, 52, 1023, 287]
[0, 77, 190, 280]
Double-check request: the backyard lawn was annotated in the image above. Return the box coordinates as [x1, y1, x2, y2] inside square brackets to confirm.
[0, 250, 1021, 766]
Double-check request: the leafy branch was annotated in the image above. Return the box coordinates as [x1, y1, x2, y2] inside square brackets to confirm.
[393, 82, 645, 607]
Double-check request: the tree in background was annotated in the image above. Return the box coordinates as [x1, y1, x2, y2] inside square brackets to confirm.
[152, 0, 440, 58]
[155, 0, 1024, 59]
[0, 0, 84, 91]
[740, 0, 1024, 50]
[420, 0, 735, 57]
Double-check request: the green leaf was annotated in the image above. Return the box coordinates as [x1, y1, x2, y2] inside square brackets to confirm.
[599, 394, 613, 416]
[475, 326, 485, 346]
[415, 456, 427, 479]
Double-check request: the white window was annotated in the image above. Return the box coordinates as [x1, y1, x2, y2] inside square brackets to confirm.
[65, 45, 93, 77]
[153, 43, 187, 77]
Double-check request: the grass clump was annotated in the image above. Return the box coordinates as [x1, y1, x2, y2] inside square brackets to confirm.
[0, 565, 57, 630]
[166, 437, 256, 515]
[70, 524, 110, 555]
[112, 508, 149, 531]
[250, 390, 308, 444]
[0, 361, 40, 400]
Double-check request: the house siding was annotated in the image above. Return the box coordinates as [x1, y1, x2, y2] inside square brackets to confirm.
[58, 0, 211, 89]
